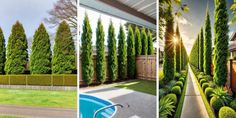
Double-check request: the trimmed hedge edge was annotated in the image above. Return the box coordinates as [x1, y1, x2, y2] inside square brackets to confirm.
[190, 65, 216, 118]
[174, 68, 188, 118]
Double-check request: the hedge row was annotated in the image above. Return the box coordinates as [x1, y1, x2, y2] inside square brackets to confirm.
[0, 75, 77, 86]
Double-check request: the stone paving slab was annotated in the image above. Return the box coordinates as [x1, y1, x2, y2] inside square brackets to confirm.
[180, 65, 209, 118]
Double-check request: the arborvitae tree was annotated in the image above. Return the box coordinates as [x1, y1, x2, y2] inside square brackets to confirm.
[0, 28, 5, 74]
[163, 6, 175, 81]
[180, 38, 183, 70]
[204, 8, 212, 75]
[5, 21, 28, 74]
[118, 25, 127, 80]
[96, 18, 106, 84]
[189, 35, 199, 68]
[135, 27, 142, 56]
[52, 21, 76, 74]
[30, 23, 51, 74]
[80, 14, 94, 85]
[147, 30, 154, 55]
[107, 21, 117, 81]
[127, 25, 136, 79]
[199, 28, 204, 72]
[213, 0, 229, 86]
[175, 25, 181, 73]
[141, 28, 148, 55]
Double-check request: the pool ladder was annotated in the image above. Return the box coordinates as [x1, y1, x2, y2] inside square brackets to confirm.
[93, 103, 126, 118]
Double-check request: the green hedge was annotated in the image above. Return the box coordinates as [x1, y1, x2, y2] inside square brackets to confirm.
[0, 75, 77, 86]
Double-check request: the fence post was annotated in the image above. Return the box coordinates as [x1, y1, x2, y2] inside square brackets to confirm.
[230, 59, 235, 96]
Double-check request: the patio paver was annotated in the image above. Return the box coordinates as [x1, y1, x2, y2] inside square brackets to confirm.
[180, 65, 209, 118]
[80, 85, 156, 118]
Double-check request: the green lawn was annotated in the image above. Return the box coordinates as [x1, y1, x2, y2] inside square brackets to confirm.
[115, 79, 156, 95]
[0, 89, 76, 109]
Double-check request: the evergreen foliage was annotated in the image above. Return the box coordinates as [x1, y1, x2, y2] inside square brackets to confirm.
[127, 25, 136, 79]
[118, 24, 127, 80]
[30, 23, 51, 74]
[141, 28, 148, 55]
[5, 21, 28, 74]
[189, 35, 199, 68]
[0, 28, 5, 74]
[175, 25, 181, 73]
[199, 28, 204, 72]
[135, 27, 142, 56]
[147, 30, 154, 55]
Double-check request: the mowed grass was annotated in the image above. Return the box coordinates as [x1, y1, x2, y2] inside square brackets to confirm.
[0, 89, 76, 109]
[115, 79, 156, 95]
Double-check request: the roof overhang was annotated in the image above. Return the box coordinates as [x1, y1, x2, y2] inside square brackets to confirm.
[80, 0, 156, 30]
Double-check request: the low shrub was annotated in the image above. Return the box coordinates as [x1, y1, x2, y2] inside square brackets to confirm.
[210, 96, 224, 111]
[159, 97, 175, 118]
[200, 79, 207, 86]
[205, 87, 214, 99]
[171, 86, 181, 96]
[230, 99, 236, 111]
[202, 83, 209, 91]
[212, 87, 233, 106]
[203, 75, 212, 81]
[175, 81, 183, 88]
[197, 72, 204, 80]
[159, 80, 165, 88]
[159, 88, 167, 99]
[175, 72, 181, 79]
[164, 93, 177, 105]
[179, 77, 185, 83]
[218, 106, 236, 118]
[165, 80, 176, 91]
[209, 81, 217, 88]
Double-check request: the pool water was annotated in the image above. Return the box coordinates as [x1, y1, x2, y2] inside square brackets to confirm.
[79, 94, 116, 118]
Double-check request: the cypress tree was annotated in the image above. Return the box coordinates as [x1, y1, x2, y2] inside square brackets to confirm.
[30, 23, 51, 74]
[175, 25, 181, 73]
[135, 27, 142, 56]
[163, 6, 175, 81]
[5, 21, 28, 74]
[141, 28, 148, 55]
[52, 21, 76, 74]
[127, 25, 136, 79]
[147, 30, 154, 55]
[118, 24, 127, 80]
[199, 28, 204, 72]
[80, 14, 94, 85]
[204, 8, 212, 75]
[107, 21, 117, 81]
[180, 38, 183, 70]
[189, 35, 199, 68]
[0, 28, 5, 74]
[213, 0, 229, 86]
[96, 18, 106, 84]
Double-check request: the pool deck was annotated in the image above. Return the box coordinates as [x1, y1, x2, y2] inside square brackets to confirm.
[80, 84, 156, 118]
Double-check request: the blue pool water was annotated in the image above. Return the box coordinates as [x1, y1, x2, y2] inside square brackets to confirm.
[79, 94, 116, 118]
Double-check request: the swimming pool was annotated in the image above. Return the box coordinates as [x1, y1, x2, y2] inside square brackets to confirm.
[79, 94, 117, 118]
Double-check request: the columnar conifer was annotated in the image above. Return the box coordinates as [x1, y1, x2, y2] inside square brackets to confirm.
[175, 25, 181, 73]
[135, 27, 142, 56]
[147, 30, 154, 55]
[96, 18, 106, 83]
[5, 21, 28, 74]
[118, 25, 127, 80]
[30, 23, 51, 74]
[127, 25, 136, 79]
[199, 28, 204, 72]
[0, 28, 5, 74]
[107, 21, 117, 81]
[213, 0, 229, 86]
[80, 14, 94, 85]
[141, 28, 148, 55]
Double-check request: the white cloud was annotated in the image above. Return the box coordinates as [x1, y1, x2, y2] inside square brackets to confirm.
[177, 17, 192, 26]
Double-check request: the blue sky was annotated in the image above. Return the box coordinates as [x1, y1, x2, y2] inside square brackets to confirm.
[0, 0, 58, 39]
[177, 0, 236, 53]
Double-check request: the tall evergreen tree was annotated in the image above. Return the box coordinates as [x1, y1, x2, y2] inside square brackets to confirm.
[135, 27, 142, 56]
[80, 14, 94, 85]
[118, 24, 127, 80]
[107, 21, 117, 81]
[204, 8, 212, 75]
[52, 21, 76, 74]
[5, 21, 28, 74]
[30, 23, 51, 74]
[163, 6, 175, 81]
[0, 28, 5, 74]
[213, 0, 229, 86]
[96, 18, 106, 84]
[180, 38, 183, 70]
[175, 25, 181, 73]
[141, 28, 148, 55]
[147, 30, 154, 55]
[199, 28, 204, 72]
[127, 25, 136, 79]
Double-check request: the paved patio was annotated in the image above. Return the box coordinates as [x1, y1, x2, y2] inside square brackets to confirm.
[80, 84, 156, 118]
[180, 65, 209, 118]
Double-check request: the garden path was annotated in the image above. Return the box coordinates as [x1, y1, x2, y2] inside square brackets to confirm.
[180, 65, 209, 118]
[0, 105, 77, 118]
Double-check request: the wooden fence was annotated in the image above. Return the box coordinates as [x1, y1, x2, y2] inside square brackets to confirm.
[79, 55, 156, 85]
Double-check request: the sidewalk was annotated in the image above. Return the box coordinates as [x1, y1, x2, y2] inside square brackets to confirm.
[180, 65, 209, 118]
